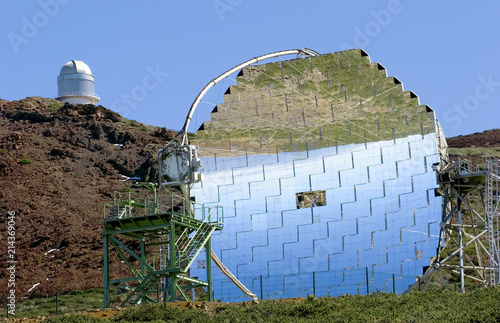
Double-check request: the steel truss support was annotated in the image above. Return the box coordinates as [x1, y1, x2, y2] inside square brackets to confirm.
[407, 156, 500, 293]
[486, 155, 500, 285]
[103, 188, 223, 307]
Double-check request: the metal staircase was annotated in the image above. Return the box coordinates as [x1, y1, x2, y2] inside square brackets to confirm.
[107, 205, 130, 219]
[122, 272, 162, 306]
[103, 186, 223, 307]
[176, 220, 218, 271]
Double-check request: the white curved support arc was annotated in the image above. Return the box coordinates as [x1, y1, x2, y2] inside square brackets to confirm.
[180, 48, 319, 144]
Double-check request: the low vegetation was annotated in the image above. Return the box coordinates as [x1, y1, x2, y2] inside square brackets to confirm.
[106, 289, 500, 322]
[18, 158, 32, 165]
[11, 288, 119, 318]
[448, 146, 500, 159]
[8, 288, 500, 322]
[20, 97, 64, 111]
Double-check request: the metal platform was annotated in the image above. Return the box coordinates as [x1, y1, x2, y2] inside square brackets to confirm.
[103, 185, 223, 307]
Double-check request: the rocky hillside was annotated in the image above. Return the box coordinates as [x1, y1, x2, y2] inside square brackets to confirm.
[447, 129, 500, 149]
[0, 97, 176, 298]
[447, 129, 500, 164]
[0, 96, 497, 300]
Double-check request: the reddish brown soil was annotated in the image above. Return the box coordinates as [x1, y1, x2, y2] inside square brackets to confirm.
[446, 129, 500, 148]
[0, 97, 176, 299]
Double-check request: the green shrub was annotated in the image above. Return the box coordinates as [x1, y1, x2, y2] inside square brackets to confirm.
[45, 313, 102, 323]
[18, 158, 32, 165]
[129, 120, 140, 127]
[7, 287, 500, 321]
[112, 302, 211, 322]
[112, 288, 500, 322]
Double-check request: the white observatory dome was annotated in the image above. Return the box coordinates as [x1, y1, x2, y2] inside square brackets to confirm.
[56, 60, 100, 105]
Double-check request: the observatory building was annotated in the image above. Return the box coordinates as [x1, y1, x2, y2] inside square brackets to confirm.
[189, 49, 448, 301]
[56, 60, 99, 105]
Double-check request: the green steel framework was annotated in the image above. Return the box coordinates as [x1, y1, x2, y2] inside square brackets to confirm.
[103, 185, 223, 307]
[407, 155, 500, 292]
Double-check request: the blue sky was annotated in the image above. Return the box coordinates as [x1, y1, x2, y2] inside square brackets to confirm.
[1, 1, 499, 137]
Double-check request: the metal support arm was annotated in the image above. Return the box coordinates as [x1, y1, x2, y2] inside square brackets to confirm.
[180, 48, 319, 145]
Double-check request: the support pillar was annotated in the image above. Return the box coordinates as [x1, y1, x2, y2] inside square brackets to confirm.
[103, 234, 109, 308]
[169, 273, 176, 302]
[457, 199, 465, 293]
[140, 240, 146, 277]
[169, 223, 176, 302]
[206, 237, 213, 302]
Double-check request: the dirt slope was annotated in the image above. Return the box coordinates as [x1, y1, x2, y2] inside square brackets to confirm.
[446, 128, 500, 164]
[446, 129, 500, 148]
[0, 97, 175, 299]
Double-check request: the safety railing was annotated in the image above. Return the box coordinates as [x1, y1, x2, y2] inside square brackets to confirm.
[104, 187, 223, 225]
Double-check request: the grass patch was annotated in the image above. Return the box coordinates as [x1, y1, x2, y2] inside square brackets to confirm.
[19, 97, 64, 111]
[129, 120, 140, 127]
[112, 288, 500, 322]
[448, 147, 500, 159]
[45, 99, 65, 112]
[9, 288, 120, 318]
[5, 288, 500, 321]
[45, 314, 103, 323]
[18, 158, 32, 165]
